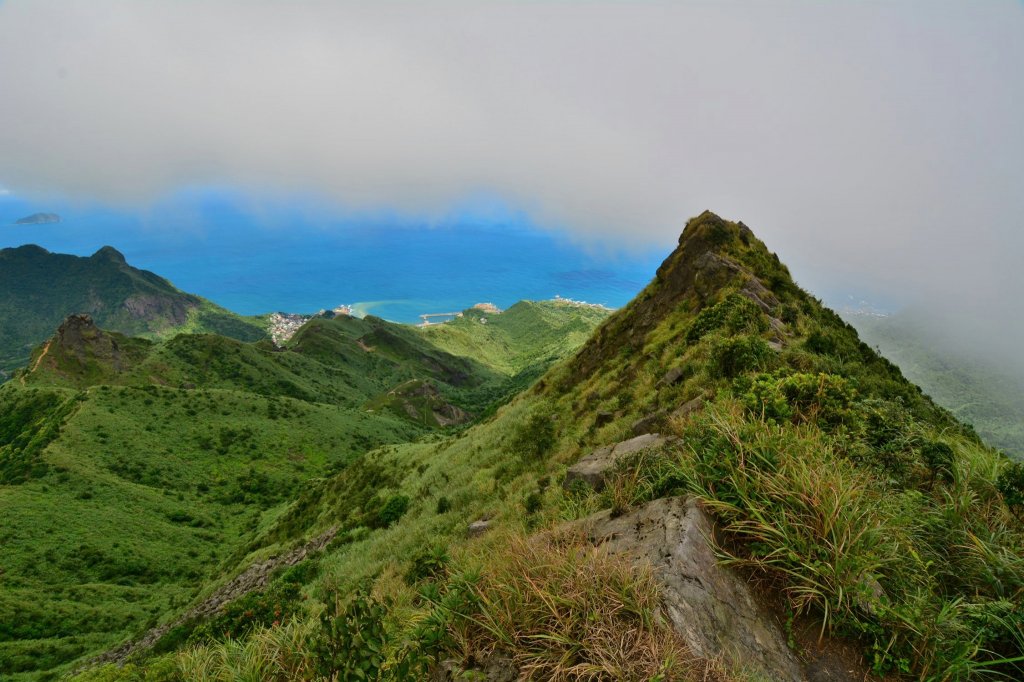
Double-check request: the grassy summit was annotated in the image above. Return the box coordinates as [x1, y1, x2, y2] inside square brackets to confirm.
[71, 211, 1024, 681]
[0, 244, 267, 375]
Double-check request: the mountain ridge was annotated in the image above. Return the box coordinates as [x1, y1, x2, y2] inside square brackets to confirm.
[4, 212, 1022, 680]
[0, 244, 267, 374]
[69, 212, 1024, 681]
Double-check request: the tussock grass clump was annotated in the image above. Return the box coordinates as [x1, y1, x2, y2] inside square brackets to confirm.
[605, 401, 1024, 678]
[449, 531, 716, 681]
[177, 619, 317, 681]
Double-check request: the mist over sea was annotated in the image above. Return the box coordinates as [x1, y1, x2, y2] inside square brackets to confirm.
[0, 190, 669, 323]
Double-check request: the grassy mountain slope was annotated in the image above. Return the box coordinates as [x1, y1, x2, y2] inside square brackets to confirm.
[852, 312, 1024, 460]
[0, 302, 607, 680]
[0, 244, 267, 375]
[92, 212, 1024, 680]
[419, 300, 611, 405]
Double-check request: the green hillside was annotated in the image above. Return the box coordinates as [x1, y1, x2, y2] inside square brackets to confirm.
[73, 212, 1024, 681]
[0, 244, 267, 375]
[0, 301, 609, 679]
[851, 312, 1024, 460]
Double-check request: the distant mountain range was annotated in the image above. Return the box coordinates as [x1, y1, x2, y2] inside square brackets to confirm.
[0, 244, 267, 374]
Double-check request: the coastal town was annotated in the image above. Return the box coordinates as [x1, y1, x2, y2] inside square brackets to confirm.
[550, 294, 613, 311]
[268, 297, 612, 343]
[267, 304, 353, 345]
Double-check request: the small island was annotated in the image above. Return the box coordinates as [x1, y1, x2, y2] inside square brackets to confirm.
[14, 212, 61, 225]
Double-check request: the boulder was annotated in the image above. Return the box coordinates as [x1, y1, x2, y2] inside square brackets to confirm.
[576, 497, 875, 681]
[467, 519, 491, 537]
[670, 396, 704, 421]
[564, 433, 672, 491]
[631, 410, 667, 436]
[576, 497, 806, 680]
[659, 366, 687, 386]
[594, 410, 615, 427]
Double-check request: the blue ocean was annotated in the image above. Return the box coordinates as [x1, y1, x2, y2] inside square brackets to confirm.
[0, 189, 671, 323]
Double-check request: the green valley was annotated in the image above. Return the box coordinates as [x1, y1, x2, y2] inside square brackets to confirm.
[0, 295, 609, 679]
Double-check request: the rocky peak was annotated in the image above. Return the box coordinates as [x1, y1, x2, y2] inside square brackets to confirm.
[52, 313, 117, 361]
[562, 211, 789, 384]
[90, 245, 127, 264]
[28, 313, 143, 383]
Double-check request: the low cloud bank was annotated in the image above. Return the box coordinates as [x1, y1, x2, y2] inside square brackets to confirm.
[0, 1, 1021, 365]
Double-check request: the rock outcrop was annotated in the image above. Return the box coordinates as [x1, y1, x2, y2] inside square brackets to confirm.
[576, 497, 872, 682]
[563, 433, 673, 491]
[561, 211, 790, 390]
[87, 527, 338, 668]
[49, 313, 133, 372]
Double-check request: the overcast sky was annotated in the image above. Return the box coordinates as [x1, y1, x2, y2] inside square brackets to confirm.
[0, 1, 1022, 358]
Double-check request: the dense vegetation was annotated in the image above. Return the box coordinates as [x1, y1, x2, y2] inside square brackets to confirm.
[0, 244, 266, 375]
[57, 212, 1023, 681]
[0, 298, 608, 679]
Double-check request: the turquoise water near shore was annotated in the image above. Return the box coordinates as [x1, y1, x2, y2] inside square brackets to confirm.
[0, 191, 670, 323]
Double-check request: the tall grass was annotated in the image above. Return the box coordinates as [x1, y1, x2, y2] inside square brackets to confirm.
[177, 619, 316, 682]
[448, 530, 720, 681]
[608, 401, 1024, 679]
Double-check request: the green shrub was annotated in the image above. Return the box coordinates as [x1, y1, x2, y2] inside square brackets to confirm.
[435, 496, 452, 514]
[685, 293, 767, 344]
[310, 587, 391, 681]
[405, 545, 450, 585]
[709, 335, 774, 379]
[921, 441, 955, 484]
[371, 494, 410, 528]
[509, 412, 556, 461]
[741, 372, 857, 427]
[997, 462, 1024, 517]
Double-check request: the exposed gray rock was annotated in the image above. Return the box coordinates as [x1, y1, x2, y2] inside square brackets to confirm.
[659, 366, 686, 386]
[467, 519, 491, 537]
[631, 410, 667, 436]
[768, 315, 788, 339]
[739, 274, 780, 314]
[576, 497, 806, 681]
[595, 410, 615, 426]
[670, 396, 704, 421]
[564, 433, 672, 491]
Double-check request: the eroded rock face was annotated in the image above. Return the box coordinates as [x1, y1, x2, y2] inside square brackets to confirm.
[576, 497, 806, 681]
[563, 433, 672, 491]
[53, 314, 126, 370]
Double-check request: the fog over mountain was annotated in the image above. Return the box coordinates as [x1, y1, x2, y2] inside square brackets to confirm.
[0, 1, 1021, 373]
